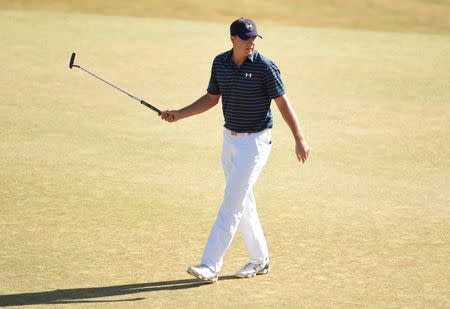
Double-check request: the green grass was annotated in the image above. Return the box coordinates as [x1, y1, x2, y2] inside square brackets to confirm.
[1, 9, 449, 308]
[1, 0, 450, 34]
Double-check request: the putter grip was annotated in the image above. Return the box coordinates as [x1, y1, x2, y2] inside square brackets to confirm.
[141, 100, 161, 115]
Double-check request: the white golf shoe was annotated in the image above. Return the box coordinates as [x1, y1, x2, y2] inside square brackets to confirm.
[187, 264, 219, 283]
[235, 262, 270, 278]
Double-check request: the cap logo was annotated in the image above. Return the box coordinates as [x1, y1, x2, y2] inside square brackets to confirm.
[245, 23, 253, 30]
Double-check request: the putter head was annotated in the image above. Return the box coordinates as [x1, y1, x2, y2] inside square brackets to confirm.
[69, 52, 76, 69]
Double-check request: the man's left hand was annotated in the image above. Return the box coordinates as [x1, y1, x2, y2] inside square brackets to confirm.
[296, 140, 310, 163]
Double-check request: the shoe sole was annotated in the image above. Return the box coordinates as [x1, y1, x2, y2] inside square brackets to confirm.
[187, 268, 218, 283]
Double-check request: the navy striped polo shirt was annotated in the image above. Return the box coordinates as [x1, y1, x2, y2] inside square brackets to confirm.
[207, 50, 285, 133]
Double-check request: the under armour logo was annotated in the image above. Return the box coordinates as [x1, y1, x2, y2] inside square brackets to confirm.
[245, 73, 252, 78]
[246, 24, 253, 30]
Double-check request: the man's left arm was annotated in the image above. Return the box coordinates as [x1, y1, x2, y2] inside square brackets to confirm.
[274, 94, 311, 163]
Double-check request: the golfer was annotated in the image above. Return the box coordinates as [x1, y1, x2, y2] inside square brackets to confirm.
[161, 17, 310, 282]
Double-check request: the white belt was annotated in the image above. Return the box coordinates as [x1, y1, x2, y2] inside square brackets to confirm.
[230, 131, 251, 136]
[227, 128, 269, 136]
[227, 129, 252, 136]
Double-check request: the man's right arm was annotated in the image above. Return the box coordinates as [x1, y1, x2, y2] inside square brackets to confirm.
[161, 93, 220, 122]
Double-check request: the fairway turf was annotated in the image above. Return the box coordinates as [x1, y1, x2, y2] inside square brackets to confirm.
[1, 10, 450, 308]
[1, 0, 450, 34]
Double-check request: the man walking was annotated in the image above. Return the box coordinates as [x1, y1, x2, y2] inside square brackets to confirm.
[161, 18, 310, 283]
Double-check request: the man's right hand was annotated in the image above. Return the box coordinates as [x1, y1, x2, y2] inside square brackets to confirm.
[160, 110, 180, 122]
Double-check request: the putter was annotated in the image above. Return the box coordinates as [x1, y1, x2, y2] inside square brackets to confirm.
[69, 52, 161, 115]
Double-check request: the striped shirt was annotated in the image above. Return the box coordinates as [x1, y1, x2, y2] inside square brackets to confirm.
[207, 50, 285, 133]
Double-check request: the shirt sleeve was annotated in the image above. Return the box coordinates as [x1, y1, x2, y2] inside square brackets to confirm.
[263, 61, 285, 99]
[207, 60, 221, 95]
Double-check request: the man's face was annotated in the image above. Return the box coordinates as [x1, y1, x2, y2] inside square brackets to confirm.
[231, 35, 257, 56]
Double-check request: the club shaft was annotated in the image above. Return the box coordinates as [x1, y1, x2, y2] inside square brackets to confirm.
[75, 65, 161, 114]
[76, 65, 141, 102]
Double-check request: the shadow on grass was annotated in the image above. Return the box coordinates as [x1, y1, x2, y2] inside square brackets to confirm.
[0, 276, 237, 306]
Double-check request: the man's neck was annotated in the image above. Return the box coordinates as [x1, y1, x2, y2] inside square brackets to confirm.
[232, 50, 248, 67]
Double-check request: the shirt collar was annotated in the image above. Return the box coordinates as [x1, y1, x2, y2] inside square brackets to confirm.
[247, 51, 256, 62]
[227, 49, 256, 65]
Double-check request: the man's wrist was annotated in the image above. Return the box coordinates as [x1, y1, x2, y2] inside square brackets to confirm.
[294, 133, 305, 144]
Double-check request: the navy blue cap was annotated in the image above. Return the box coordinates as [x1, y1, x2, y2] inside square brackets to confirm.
[230, 18, 262, 40]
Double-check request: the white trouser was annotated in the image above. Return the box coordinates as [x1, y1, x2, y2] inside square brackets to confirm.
[201, 128, 272, 273]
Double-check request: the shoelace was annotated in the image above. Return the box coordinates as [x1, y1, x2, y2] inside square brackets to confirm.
[243, 263, 260, 272]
